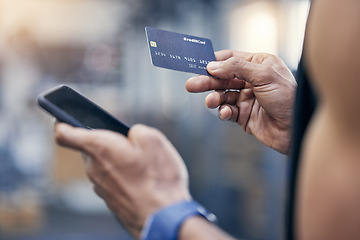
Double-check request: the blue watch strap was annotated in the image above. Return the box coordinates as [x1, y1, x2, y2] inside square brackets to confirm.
[141, 200, 217, 240]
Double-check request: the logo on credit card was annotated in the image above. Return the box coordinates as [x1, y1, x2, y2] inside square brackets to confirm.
[183, 37, 206, 45]
[145, 26, 216, 76]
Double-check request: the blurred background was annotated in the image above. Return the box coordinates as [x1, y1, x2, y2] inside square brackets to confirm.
[0, 0, 309, 239]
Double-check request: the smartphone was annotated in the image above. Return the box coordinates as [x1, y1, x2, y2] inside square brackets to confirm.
[37, 85, 129, 136]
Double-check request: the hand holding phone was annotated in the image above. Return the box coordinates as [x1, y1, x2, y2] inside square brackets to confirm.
[37, 85, 129, 136]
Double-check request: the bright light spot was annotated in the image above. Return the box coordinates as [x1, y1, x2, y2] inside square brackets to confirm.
[0, 0, 125, 45]
[281, 0, 310, 69]
[230, 1, 278, 54]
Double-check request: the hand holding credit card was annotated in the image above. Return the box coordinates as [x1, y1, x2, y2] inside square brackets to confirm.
[145, 26, 216, 76]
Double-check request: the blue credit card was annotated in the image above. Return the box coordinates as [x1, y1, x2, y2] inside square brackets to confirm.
[145, 26, 216, 76]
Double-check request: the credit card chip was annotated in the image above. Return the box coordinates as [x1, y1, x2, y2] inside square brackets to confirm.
[150, 41, 157, 48]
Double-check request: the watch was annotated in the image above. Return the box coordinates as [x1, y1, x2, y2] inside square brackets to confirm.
[141, 200, 217, 240]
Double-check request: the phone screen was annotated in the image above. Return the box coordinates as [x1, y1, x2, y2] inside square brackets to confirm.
[39, 85, 129, 136]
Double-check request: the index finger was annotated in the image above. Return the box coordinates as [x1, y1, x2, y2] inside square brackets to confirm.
[215, 50, 255, 61]
[55, 123, 131, 157]
[185, 50, 255, 93]
[185, 75, 246, 93]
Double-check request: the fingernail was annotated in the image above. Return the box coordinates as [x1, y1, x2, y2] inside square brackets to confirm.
[218, 106, 230, 121]
[208, 62, 219, 71]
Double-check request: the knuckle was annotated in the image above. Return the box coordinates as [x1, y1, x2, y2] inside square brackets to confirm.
[79, 133, 97, 150]
[255, 65, 274, 83]
[94, 142, 109, 159]
[228, 57, 244, 68]
[252, 53, 270, 63]
[132, 125, 165, 147]
[128, 124, 145, 139]
[85, 132, 112, 157]
[225, 57, 248, 78]
[86, 141, 106, 160]
[142, 128, 164, 147]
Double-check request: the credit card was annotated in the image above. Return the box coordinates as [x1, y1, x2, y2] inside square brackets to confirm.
[145, 26, 216, 76]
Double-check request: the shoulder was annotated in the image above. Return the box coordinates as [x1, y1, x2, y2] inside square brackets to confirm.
[305, 0, 360, 139]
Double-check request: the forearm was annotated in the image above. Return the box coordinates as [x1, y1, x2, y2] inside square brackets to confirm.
[179, 216, 237, 240]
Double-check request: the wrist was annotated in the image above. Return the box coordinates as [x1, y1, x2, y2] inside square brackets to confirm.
[141, 200, 217, 240]
[178, 215, 216, 240]
[179, 215, 235, 240]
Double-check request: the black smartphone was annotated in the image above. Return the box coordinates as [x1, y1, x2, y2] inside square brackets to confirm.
[37, 85, 129, 136]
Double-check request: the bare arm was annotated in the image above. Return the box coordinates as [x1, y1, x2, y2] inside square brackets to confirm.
[179, 216, 236, 240]
[297, 0, 360, 239]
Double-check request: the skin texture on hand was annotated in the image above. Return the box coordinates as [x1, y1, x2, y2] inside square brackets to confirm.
[186, 50, 297, 155]
[54, 123, 191, 239]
